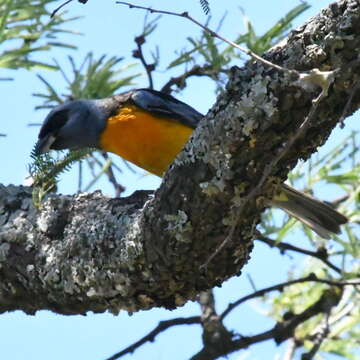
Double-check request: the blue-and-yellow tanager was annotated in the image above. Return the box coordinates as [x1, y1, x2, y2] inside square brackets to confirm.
[35, 88, 348, 238]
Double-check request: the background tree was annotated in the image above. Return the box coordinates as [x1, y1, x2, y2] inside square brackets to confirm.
[0, 0, 359, 360]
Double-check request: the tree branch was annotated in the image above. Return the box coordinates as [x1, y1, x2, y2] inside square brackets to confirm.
[161, 65, 227, 94]
[197, 290, 234, 359]
[301, 311, 331, 360]
[133, 35, 155, 89]
[256, 232, 342, 274]
[220, 274, 359, 321]
[106, 316, 200, 360]
[1, 0, 360, 315]
[100, 152, 126, 197]
[192, 288, 342, 360]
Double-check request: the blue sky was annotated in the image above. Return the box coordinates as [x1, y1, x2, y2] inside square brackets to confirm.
[0, 1, 356, 359]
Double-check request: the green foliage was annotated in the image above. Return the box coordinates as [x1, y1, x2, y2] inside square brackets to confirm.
[29, 147, 94, 207]
[259, 131, 360, 359]
[0, 0, 79, 75]
[237, 3, 310, 55]
[167, 16, 229, 73]
[33, 52, 140, 109]
[267, 269, 360, 359]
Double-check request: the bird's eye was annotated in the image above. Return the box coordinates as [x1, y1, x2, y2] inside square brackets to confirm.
[39, 108, 70, 139]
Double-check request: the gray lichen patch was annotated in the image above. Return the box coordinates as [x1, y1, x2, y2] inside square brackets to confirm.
[37, 191, 148, 303]
[164, 210, 193, 243]
[199, 179, 226, 196]
[0, 186, 37, 245]
[0, 242, 10, 262]
[36, 194, 71, 235]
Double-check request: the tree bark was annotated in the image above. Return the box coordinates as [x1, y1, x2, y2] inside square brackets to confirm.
[1, 0, 359, 315]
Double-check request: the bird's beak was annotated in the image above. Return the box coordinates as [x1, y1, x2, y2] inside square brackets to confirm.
[34, 134, 56, 155]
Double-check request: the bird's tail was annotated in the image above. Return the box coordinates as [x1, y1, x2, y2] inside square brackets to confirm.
[269, 184, 348, 239]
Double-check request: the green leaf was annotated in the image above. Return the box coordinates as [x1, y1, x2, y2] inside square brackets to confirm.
[0, 0, 79, 73]
[233, 3, 310, 55]
[29, 147, 94, 206]
[34, 52, 140, 109]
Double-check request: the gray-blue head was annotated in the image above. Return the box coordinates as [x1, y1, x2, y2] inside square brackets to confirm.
[34, 100, 106, 155]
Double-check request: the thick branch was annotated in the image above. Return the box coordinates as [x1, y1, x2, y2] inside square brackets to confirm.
[197, 290, 234, 358]
[1, 0, 360, 315]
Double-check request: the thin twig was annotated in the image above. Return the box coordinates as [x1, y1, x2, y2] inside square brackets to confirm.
[161, 64, 226, 94]
[116, 1, 297, 77]
[51, 0, 73, 17]
[51, 0, 88, 17]
[106, 316, 200, 360]
[200, 215, 238, 269]
[133, 35, 155, 89]
[220, 273, 359, 321]
[84, 158, 112, 192]
[101, 152, 126, 197]
[85, 155, 98, 178]
[77, 159, 83, 193]
[256, 232, 342, 274]
[246, 273, 257, 292]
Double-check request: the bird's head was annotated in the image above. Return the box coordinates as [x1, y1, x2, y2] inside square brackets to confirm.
[34, 100, 106, 155]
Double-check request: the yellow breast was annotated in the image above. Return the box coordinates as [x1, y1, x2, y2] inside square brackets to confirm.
[99, 105, 194, 177]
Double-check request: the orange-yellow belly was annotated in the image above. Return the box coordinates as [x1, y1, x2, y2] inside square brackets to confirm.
[99, 105, 194, 177]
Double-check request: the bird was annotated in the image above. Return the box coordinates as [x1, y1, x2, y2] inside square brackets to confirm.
[34, 88, 348, 239]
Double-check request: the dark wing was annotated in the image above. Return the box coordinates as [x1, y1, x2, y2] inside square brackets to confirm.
[130, 88, 204, 129]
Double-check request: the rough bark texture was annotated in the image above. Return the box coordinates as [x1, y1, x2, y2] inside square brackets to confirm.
[1, 0, 360, 315]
